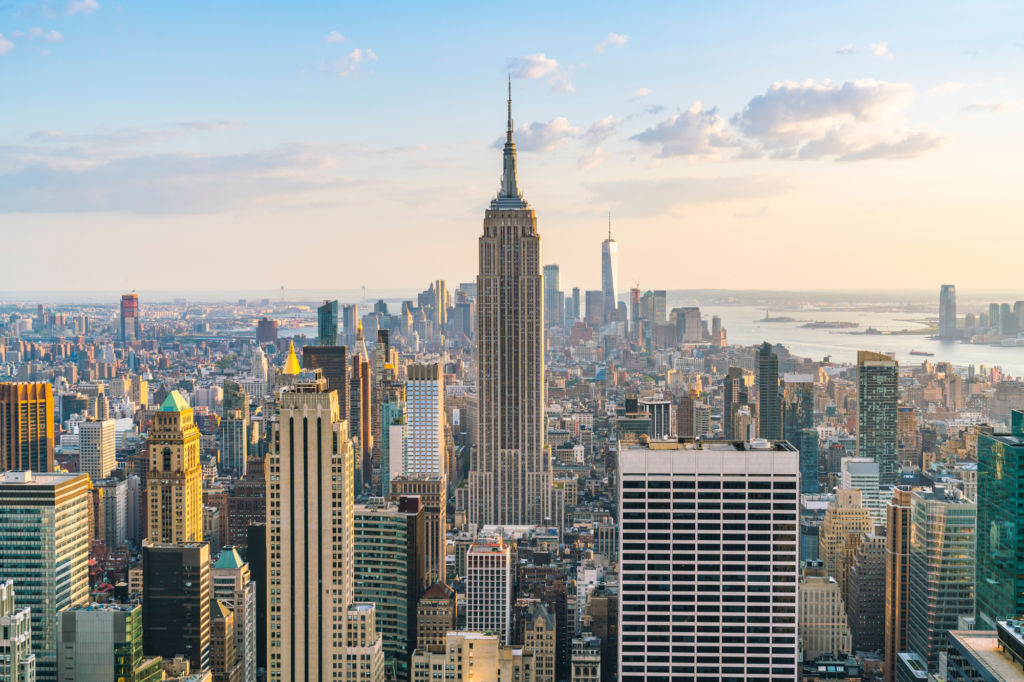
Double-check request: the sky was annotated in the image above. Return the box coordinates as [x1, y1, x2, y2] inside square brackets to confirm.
[2, 0, 1023, 295]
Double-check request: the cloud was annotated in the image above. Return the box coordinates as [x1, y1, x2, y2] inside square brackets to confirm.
[505, 53, 574, 93]
[325, 30, 345, 43]
[833, 131, 952, 162]
[961, 100, 1022, 114]
[17, 0, 97, 16]
[594, 33, 628, 53]
[336, 47, 377, 77]
[583, 175, 796, 217]
[491, 118, 579, 153]
[633, 88, 650, 100]
[12, 27, 63, 42]
[584, 115, 621, 146]
[869, 41, 894, 59]
[629, 102, 738, 160]
[578, 147, 609, 171]
[929, 82, 963, 95]
[0, 34, 13, 55]
[836, 45, 854, 55]
[66, 0, 98, 14]
[643, 104, 666, 116]
[23, 121, 245, 149]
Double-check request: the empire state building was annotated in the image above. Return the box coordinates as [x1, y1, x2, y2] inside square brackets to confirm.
[468, 85, 551, 526]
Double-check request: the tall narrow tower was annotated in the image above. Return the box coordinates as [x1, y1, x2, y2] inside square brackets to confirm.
[601, 213, 618, 322]
[469, 83, 550, 526]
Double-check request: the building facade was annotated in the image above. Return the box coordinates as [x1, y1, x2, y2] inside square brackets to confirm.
[466, 541, 512, 644]
[0, 382, 54, 473]
[141, 541, 212, 672]
[857, 351, 900, 487]
[147, 391, 203, 543]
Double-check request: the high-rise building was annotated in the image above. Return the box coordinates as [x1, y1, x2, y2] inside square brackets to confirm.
[601, 217, 618, 322]
[945, 625, 1024, 682]
[897, 406, 919, 468]
[388, 476, 446, 585]
[617, 438, 800, 681]
[758, 342, 781, 440]
[79, 418, 116, 482]
[468, 88, 550, 528]
[841, 457, 883, 524]
[782, 376, 819, 494]
[637, 400, 673, 439]
[975, 411, 1024, 629]
[411, 632, 533, 680]
[571, 288, 581, 325]
[819, 489, 873, 606]
[857, 351, 900, 487]
[142, 541, 212, 672]
[318, 300, 339, 347]
[723, 367, 749, 437]
[120, 292, 140, 344]
[652, 290, 666, 325]
[221, 409, 248, 477]
[799, 560, 853, 659]
[0, 581, 34, 682]
[268, 369, 359, 682]
[847, 529, 886, 653]
[524, 603, 556, 682]
[406, 364, 445, 478]
[211, 546, 257, 682]
[989, 303, 1001, 330]
[257, 318, 279, 346]
[212, 600, 242, 682]
[543, 265, 564, 328]
[584, 291, 604, 327]
[302, 346, 349, 428]
[147, 391, 203, 543]
[416, 583, 456, 650]
[342, 304, 359, 347]
[58, 603, 163, 682]
[94, 477, 129, 549]
[884, 486, 914, 682]
[0, 470, 89, 682]
[905, 489, 976, 671]
[939, 285, 957, 338]
[466, 541, 513, 644]
[0, 382, 55, 473]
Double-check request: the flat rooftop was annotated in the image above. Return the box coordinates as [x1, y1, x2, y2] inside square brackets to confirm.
[621, 438, 798, 452]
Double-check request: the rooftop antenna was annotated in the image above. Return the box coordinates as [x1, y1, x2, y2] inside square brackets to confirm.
[608, 211, 612, 240]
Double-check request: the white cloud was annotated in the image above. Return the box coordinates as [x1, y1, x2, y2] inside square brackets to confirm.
[929, 82, 963, 95]
[633, 88, 650, 100]
[506, 53, 575, 93]
[961, 100, 1022, 114]
[583, 175, 796, 217]
[836, 131, 952, 162]
[594, 33, 628, 53]
[836, 44, 854, 55]
[336, 48, 377, 77]
[325, 31, 345, 43]
[66, 0, 98, 15]
[584, 115, 621, 146]
[869, 41, 894, 59]
[578, 147, 609, 171]
[629, 102, 737, 160]
[0, 34, 13, 55]
[493, 118, 579, 153]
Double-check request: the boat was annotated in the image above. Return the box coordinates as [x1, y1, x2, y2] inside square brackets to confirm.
[909, 349, 934, 356]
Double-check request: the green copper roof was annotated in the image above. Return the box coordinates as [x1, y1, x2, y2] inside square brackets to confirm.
[214, 547, 244, 570]
[159, 390, 190, 413]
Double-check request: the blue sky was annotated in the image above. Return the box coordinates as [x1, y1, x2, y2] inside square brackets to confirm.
[2, 0, 1022, 293]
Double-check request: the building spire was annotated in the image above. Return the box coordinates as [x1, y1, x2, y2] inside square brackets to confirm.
[496, 77, 523, 205]
[608, 211, 612, 240]
[507, 73, 513, 144]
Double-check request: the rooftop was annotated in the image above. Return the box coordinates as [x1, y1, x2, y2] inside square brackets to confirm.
[159, 390, 190, 412]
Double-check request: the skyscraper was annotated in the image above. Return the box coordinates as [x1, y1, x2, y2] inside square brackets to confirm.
[318, 300, 338, 347]
[142, 541, 212, 672]
[406, 364, 445, 478]
[543, 264, 564, 328]
[79, 418, 116, 482]
[782, 375, 819, 494]
[884, 486, 914, 682]
[120, 292, 139, 344]
[211, 545, 257, 682]
[147, 391, 203, 543]
[584, 291, 604, 327]
[857, 351, 900, 487]
[601, 214, 618, 321]
[468, 85, 550, 527]
[989, 303, 1000, 330]
[939, 285, 957, 338]
[571, 287, 581, 325]
[758, 342, 781, 440]
[0, 382, 55, 473]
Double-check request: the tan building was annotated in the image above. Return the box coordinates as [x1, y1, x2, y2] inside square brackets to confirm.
[131, 375, 149, 408]
[417, 583, 456, 650]
[819, 488, 872, 604]
[523, 603, 556, 682]
[411, 632, 535, 682]
[468, 91, 552, 527]
[388, 474, 447, 584]
[571, 636, 601, 682]
[897, 406, 918, 466]
[344, 603, 384, 682]
[884, 486, 913, 682]
[212, 600, 242, 682]
[147, 391, 203, 543]
[800, 560, 853, 659]
[0, 381, 54, 472]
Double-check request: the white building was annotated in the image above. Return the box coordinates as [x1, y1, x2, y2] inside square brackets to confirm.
[405, 364, 445, 478]
[466, 541, 512, 644]
[841, 457, 884, 524]
[212, 546, 257, 682]
[78, 419, 116, 482]
[94, 477, 128, 549]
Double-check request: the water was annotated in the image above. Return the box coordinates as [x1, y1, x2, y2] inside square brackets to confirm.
[697, 305, 1024, 377]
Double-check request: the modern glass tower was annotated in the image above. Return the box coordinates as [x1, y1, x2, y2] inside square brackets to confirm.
[782, 376, 819, 494]
[758, 342, 782, 441]
[975, 410, 1024, 629]
[938, 285, 956, 338]
[468, 83, 550, 527]
[318, 299, 338, 346]
[857, 351, 900, 487]
[601, 214, 618, 321]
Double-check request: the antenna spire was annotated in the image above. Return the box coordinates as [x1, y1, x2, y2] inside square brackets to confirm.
[608, 211, 611, 240]
[507, 74, 513, 143]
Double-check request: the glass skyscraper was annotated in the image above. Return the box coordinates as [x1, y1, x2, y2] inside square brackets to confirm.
[601, 217, 618, 322]
[939, 285, 956, 338]
[318, 299, 338, 346]
[975, 411, 1024, 629]
[857, 351, 900, 487]
[783, 377, 819, 494]
[758, 342, 781, 441]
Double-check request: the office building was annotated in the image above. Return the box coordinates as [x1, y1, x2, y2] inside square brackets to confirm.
[846, 529, 886, 653]
[468, 89, 550, 528]
[120, 292, 140, 344]
[301, 345, 348, 426]
[0, 382, 55, 473]
[885, 486, 914, 682]
[211, 546, 257, 682]
[147, 391, 203, 543]
[939, 286, 957, 338]
[411, 632, 533, 681]
[0, 471, 89, 682]
[544, 264, 564, 328]
[617, 438, 800, 681]
[782, 375, 819, 494]
[758, 342, 782, 441]
[269, 369, 358, 682]
[318, 300, 339, 347]
[723, 367, 749, 437]
[841, 457, 883, 524]
[221, 409, 248, 477]
[379, 391, 406, 498]
[524, 603, 556, 682]
[212, 600, 242, 682]
[94, 477, 129, 549]
[406, 364, 445, 478]
[905, 488, 976, 671]
[602, 218, 618, 321]
[257, 318, 279, 346]
[416, 583, 456, 650]
[0, 580, 35, 682]
[897, 406, 919, 467]
[584, 291, 604, 328]
[990, 304, 1001, 330]
[466, 541, 513, 644]
[819, 489, 872, 606]
[638, 400, 674, 440]
[572, 636, 601, 682]
[141, 541, 212, 672]
[388, 476, 446, 585]
[799, 560, 852, 659]
[79, 418, 116, 482]
[343, 603, 384, 682]
[57, 603, 162, 682]
[946, 624, 1024, 682]
[857, 351, 900, 487]
[975, 411, 1024, 629]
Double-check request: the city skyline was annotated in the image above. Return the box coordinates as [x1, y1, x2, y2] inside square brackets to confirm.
[3, 1, 1023, 292]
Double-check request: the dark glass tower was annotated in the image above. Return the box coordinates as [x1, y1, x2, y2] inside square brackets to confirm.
[758, 342, 781, 440]
[782, 377, 819, 494]
[318, 299, 338, 346]
[857, 351, 900, 487]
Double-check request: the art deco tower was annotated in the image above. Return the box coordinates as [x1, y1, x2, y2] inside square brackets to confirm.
[468, 84, 550, 526]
